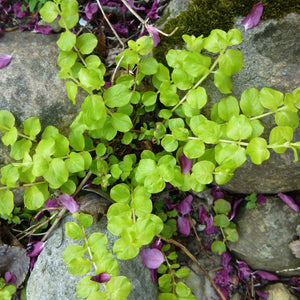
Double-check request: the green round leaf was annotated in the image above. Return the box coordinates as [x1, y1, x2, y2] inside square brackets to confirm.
[218, 96, 239, 121]
[65, 221, 84, 239]
[0, 190, 14, 216]
[139, 57, 159, 75]
[57, 30, 76, 51]
[183, 139, 205, 159]
[226, 115, 252, 140]
[211, 240, 226, 255]
[259, 87, 284, 112]
[240, 88, 264, 117]
[106, 276, 131, 300]
[40, 1, 58, 23]
[76, 276, 100, 299]
[76, 33, 98, 54]
[214, 214, 230, 227]
[24, 186, 45, 210]
[214, 69, 232, 94]
[192, 161, 215, 184]
[111, 113, 133, 132]
[246, 137, 270, 165]
[219, 48, 243, 76]
[186, 87, 207, 109]
[110, 183, 131, 203]
[161, 136, 178, 152]
[214, 199, 231, 214]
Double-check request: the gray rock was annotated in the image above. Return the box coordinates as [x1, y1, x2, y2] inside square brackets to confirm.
[216, 14, 300, 194]
[229, 196, 300, 276]
[26, 214, 158, 300]
[0, 31, 84, 164]
[160, 3, 300, 193]
[264, 283, 297, 300]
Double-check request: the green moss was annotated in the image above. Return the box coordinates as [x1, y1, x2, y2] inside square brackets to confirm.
[154, 0, 300, 63]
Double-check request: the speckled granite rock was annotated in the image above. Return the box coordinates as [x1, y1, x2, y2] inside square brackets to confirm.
[0, 31, 85, 165]
[217, 14, 300, 194]
[26, 214, 158, 300]
[229, 196, 300, 276]
[265, 283, 297, 300]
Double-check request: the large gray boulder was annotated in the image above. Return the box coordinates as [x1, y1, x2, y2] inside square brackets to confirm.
[229, 196, 300, 276]
[26, 214, 158, 300]
[217, 14, 300, 194]
[0, 31, 84, 165]
[159, 1, 300, 193]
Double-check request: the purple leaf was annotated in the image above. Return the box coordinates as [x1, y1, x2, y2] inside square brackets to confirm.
[164, 197, 177, 210]
[257, 194, 267, 204]
[33, 25, 52, 34]
[254, 270, 279, 281]
[228, 198, 243, 220]
[147, 0, 159, 20]
[241, 2, 263, 30]
[176, 195, 193, 215]
[177, 216, 190, 236]
[198, 205, 209, 222]
[85, 2, 98, 20]
[211, 186, 225, 200]
[151, 269, 156, 283]
[26, 241, 44, 257]
[4, 271, 17, 284]
[278, 192, 299, 212]
[45, 198, 60, 212]
[112, 23, 128, 35]
[178, 152, 193, 175]
[91, 272, 111, 283]
[126, 0, 145, 11]
[206, 216, 217, 234]
[220, 252, 231, 269]
[255, 290, 269, 299]
[29, 256, 37, 271]
[151, 238, 163, 250]
[58, 194, 79, 213]
[13, 2, 28, 18]
[237, 260, 251, 280]
[141, 248, 164, 269]
[0, 54, 12, 69]
[146, 25, 160, 47]
[214, 269, 232, 288]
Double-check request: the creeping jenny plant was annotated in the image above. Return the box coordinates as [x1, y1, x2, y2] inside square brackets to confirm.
[0, 0, 300, 298]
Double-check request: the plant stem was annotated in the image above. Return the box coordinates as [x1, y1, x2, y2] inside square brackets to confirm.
[157, 234, 227, 300]
[218, 139, 249, 147]
[96, 0, 124, 49]
[0, 181, 45, 191]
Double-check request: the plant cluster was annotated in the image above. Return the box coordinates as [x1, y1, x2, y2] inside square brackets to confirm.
[0, 0, 300, 299]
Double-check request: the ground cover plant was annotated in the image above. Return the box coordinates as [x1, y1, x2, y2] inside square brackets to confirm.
[0, 0, 300, 299]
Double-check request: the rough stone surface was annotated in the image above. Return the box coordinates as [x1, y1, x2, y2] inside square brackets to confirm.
[160, 2, 300, 193]
[26, 214, 158, 300]
[265, 283, 297, 300]
[216, 14, 300, 194]
[0, 31, 84, 165]
[229, 196, 300, 276]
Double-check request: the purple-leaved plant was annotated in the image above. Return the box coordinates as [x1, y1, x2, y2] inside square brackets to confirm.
[4, 271, 17, 284]
[0, 54, 12, 69]
[278, 192, 299, 212]
[178, 152, 192, 174]
[241, 2, 263, 30]
[58, 194, 79, 213]
[91, 272, 111, 283]
[27, 241, 45, 270]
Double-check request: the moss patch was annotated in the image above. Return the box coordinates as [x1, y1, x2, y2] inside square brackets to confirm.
[154, 0, 300, 63]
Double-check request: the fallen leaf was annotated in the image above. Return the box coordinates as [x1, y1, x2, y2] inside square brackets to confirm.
[0, 54, 12, 69]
